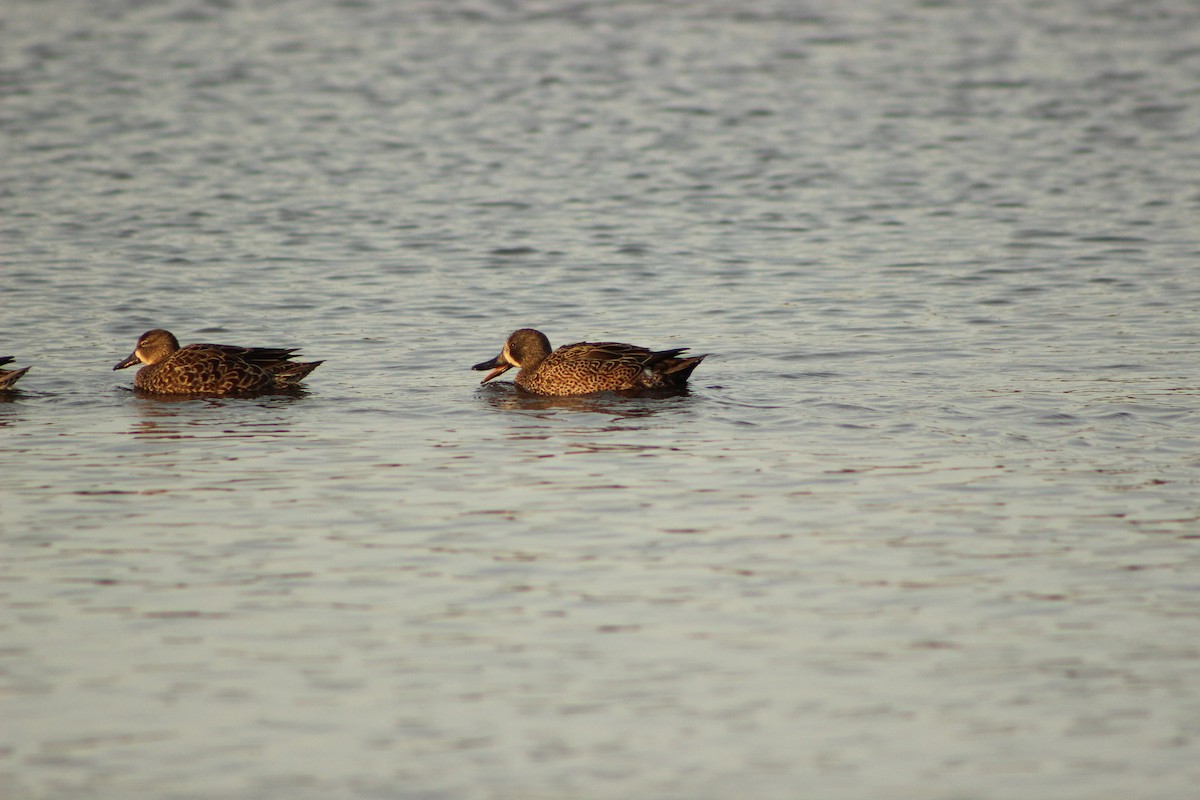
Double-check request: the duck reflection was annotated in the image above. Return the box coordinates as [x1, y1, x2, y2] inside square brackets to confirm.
[128, 386, 310, 402]
[476, 381, 694, 418]
[123, 390, 305, 440]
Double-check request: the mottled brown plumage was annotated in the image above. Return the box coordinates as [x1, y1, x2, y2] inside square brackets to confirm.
[114, 329, 322, 395]
[472, 328, 706, 396]
[0, 356, 31, 391]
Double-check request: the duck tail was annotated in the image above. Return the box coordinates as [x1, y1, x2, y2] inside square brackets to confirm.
[273, 360, 323, 385]
[662, 353, 706, 384]
[0, 365, 31, 389]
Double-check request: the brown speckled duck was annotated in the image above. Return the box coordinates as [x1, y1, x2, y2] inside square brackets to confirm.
[472, 328, 706, 396]
[0, 356, 31, 390]
[114, 329, 322, 395]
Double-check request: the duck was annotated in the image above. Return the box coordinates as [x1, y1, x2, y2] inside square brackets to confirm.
[472, 328, 706, 396]
[114, 329, 322, 395]
[0, 356, 31, 390]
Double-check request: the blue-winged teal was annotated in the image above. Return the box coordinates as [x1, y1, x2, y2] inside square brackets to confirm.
[114, 329, 322, 395]
[472, 328, 707, 396]
[0, 356, 31, 390]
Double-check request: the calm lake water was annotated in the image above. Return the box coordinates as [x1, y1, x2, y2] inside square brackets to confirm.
[4, 1, 1200, 798]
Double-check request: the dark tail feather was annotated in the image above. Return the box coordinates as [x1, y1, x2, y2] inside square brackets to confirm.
[0, 365, 31, 389]
[663, 354, 706, 385]
[646, 347, 689, 365]
[272, 360, 323, 385]
[240, 347, 303, 366]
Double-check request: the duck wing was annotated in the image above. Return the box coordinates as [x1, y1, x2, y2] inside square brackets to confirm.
[183, 343, 303, 367]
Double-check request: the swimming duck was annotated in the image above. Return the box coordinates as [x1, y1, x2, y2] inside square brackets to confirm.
[473, 328, 706, 396]
[114, 329, 321, 395]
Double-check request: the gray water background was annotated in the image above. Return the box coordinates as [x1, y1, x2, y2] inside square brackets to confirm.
[3, 1, 1200, 798]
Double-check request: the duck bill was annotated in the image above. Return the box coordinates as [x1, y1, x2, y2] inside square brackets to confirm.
[472, 355, 512, 384]
[114, 351, 141, 370]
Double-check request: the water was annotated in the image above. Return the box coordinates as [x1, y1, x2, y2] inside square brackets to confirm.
[4, 1, 1200, 798]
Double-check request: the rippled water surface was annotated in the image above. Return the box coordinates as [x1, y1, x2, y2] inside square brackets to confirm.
[4, 1, 1200, 798]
